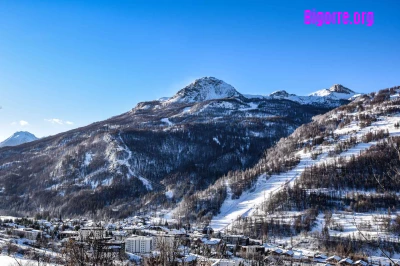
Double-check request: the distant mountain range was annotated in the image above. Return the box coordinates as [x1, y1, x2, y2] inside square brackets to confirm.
[244, 83, 359, 106]
[161, 77, 358, 107]
[0, 131, 38, 148]
[0, 77, 356, 217]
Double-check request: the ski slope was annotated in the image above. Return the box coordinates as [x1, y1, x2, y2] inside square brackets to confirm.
[210, 149, 315, 231]
[210, 113, 400, 231]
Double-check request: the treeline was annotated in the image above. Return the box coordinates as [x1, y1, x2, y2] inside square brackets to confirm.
[301, 137, 400, 192]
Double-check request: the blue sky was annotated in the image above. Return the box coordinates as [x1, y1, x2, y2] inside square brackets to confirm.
[0, 0, 399, 141]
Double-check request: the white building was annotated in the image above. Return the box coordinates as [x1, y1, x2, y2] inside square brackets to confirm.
[125, 236, 153, 254]
[79, 227, 106, 241]
[12, 228, 42, 241]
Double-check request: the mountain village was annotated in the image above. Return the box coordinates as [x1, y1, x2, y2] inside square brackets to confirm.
[0, 213, 394, 266]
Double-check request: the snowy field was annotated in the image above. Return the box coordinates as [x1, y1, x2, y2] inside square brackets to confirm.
[312, 211, 400, 241]
[0, 255, 42, 266]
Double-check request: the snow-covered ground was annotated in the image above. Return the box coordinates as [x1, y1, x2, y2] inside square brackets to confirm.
[161, 117, 174, 126]
[165, 189, 174, 199]
[210, 112, 400, 231]
[310, 210, 400, 245]
[0, 255, 34, 266]
[84, 152, 93, 166]
[210, 150, 314, 231]
[0, 256, 31, 266]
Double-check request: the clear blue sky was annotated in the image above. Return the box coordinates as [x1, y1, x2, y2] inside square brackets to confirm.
[0, 0, 399, 141]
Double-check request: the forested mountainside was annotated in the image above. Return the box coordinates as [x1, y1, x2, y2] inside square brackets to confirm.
[0, 77, 350, 218]
[176, 85, 400, 230]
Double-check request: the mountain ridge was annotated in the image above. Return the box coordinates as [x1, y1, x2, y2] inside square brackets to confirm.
[0, 77, 355, 218]
[156, 77, 358, 108]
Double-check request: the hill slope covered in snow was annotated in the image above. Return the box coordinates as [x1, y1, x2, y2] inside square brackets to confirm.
[0, 77, 355, 217]
[174, 85, 400, 232]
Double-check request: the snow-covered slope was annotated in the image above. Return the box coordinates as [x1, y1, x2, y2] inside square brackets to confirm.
[167, 77, 242, 103]
[0, 77, 354, 217]
[208, 86, 400, 231]
[0, 131, 38, 148]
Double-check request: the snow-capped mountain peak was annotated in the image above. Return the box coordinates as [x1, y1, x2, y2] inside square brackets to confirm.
[167, 77, 242, 103]
[329, 84, 354, 94]
[0, 131, 38, 148]
[309, 84, 356, 100]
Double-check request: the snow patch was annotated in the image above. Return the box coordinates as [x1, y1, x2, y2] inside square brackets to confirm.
[161, 118, 174, 126]
[138, 176, 153, 190]
[213, 137, 220, 145]
[84, 152, 93, 166]
[165, 190, 174, 199]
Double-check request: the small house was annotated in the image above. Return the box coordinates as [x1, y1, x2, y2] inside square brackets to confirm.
[353, 260, 367, 266]
[326, 255, 342, 264]
[338, 258, 353, 265]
